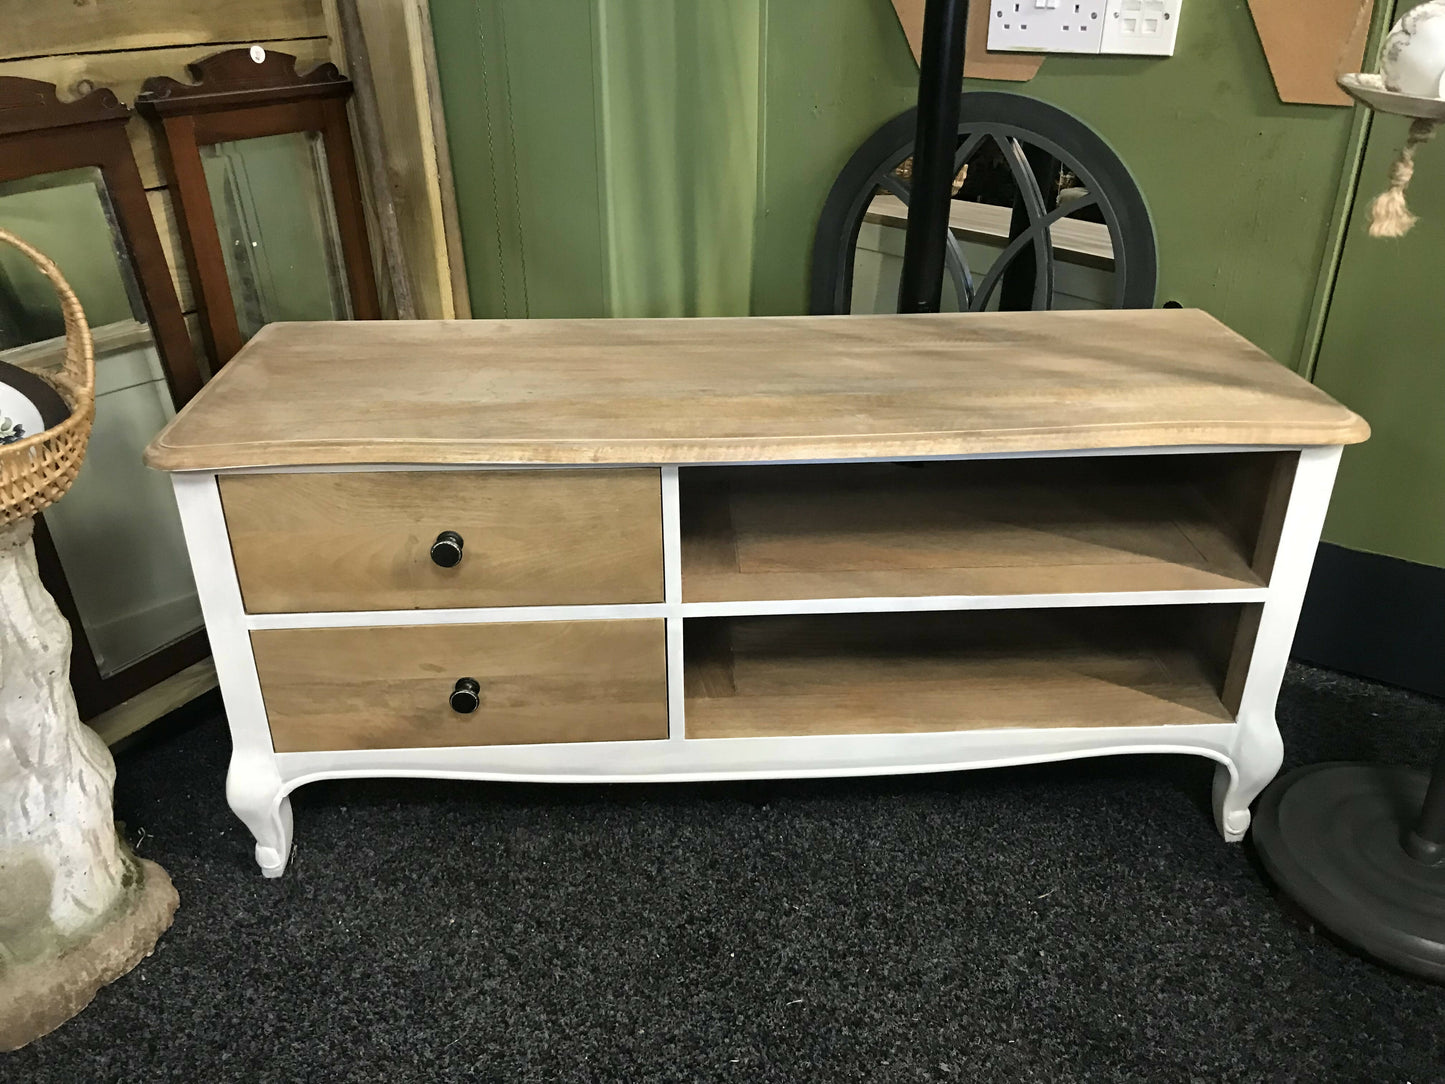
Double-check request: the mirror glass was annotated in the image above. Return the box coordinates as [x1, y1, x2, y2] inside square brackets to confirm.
[0, 167, 203, 679]
[201, 131, 352, 342]
[850, 144, 1116, 315]
[0, 168, 140, 347]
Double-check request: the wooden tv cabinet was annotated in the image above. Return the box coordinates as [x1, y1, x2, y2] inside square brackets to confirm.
[146, 310, 1368, 876]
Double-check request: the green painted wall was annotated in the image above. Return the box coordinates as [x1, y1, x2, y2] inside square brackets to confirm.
[1312, 111, 1445, 568]
[431, 0, 1380, 369]
[965, 2, 1386, 370]
[744, 1, 920, 316]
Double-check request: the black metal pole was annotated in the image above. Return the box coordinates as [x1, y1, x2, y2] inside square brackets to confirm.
[897, 0, 970, 313]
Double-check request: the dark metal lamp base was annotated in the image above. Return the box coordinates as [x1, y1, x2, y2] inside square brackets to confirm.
[1253, 762, 1445, 981]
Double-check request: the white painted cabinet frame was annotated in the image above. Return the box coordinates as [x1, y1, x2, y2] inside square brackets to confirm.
[172, 443, 1341, 877]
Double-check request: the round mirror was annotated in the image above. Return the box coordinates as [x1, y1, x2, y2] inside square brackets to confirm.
[811, 93, 1156, 316]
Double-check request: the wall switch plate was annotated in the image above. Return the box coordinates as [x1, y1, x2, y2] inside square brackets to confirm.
[1099, 0, 1181, 56]
[987, 0, 1108, 54]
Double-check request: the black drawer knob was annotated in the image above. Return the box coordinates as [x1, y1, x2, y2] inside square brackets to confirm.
[430, 530, 464, 568]
[449, 677, 481, 714]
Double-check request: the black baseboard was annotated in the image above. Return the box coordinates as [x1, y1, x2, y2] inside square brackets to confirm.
[1294, 543, 1445, 699]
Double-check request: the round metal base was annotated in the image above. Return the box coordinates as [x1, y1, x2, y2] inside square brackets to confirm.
[1253, 763, 1445, 981]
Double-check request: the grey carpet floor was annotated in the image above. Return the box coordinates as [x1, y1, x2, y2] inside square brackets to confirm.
[6, 662, 1445, 1083]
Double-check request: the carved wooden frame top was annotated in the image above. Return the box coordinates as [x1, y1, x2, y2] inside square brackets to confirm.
[136, 48, 380, 370]
[136, 48, 353, 116]
[0, 78, 130, 137]
[0, 75, 209, 719]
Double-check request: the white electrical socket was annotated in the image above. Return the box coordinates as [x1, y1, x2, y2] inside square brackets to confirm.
[987, 0, 1108, 55]
[1099, 0, 1181, 56]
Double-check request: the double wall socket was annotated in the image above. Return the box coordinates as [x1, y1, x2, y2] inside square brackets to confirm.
[988, 1, 1108, 54]
[987, 0, 1180, 57]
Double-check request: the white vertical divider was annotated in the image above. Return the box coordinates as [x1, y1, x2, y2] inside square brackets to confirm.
[660, 466, 686, 740]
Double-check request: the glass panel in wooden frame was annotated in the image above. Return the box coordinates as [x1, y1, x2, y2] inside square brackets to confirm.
[137, 49, 380, 369]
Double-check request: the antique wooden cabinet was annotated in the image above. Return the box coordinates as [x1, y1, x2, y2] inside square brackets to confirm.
[146, 310, 1367, 875]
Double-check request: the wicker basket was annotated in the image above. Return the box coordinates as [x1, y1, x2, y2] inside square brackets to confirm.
[0, 227, 95, 525]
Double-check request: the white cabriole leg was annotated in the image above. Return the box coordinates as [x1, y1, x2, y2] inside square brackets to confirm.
[171, 473, 292, 876]
[1214, 446, 1342, 841]
[1213, 711, 1285, 842]
[226, 754, 293, 877]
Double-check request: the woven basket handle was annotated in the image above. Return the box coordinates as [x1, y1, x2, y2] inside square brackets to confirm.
[0, 225, 95, 409]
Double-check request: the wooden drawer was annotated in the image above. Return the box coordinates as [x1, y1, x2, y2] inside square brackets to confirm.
[220, 469, 662, 613]
[253, 619, 667, 752]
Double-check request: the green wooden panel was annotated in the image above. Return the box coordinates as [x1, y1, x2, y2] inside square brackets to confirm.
[431, 0, 521, 317]
[502, 1, 610, 317]
[749, 0, 920, 316]
[430, 0, 608, 318]
[1312, 113, 1445, 567]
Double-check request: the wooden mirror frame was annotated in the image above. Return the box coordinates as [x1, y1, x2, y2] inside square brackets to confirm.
[0, 78, 203, 404]
[137, 49, 381, 369]
[0, 76, 209, 720]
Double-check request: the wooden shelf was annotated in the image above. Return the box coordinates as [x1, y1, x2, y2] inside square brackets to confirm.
[681, 459, 1275, 604]
[684, 609, 1236, 740]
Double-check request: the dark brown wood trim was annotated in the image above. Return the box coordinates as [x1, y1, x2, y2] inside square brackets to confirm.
[190, 98, 331, 144]
[0, 76, 128, 136]
[159, 113, 245, 365]
[135, 48, 351, 117]
[320, 97, 381, 321]
[83, 630, 213, 720]
[94, 123, 204, 404]
[0, 123, 116, 182]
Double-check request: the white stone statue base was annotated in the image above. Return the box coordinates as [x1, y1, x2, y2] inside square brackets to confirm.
[0, 517, 178, 1051]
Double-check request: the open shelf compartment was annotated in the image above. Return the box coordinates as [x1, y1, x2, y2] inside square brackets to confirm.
[683, 606, 1244, 739]
[679, 453, 1294, 604]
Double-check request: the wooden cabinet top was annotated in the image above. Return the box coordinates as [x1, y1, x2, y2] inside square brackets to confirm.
[145, 310, 1368, 471]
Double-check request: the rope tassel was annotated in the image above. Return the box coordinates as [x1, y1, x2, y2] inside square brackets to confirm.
[1370, 118, 1440, 238]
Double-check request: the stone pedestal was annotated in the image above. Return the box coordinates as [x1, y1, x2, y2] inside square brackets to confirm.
[0, 517, 178, 1051]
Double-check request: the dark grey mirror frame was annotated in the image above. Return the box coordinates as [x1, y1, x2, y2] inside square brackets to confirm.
[810, 92, 1158, 316]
